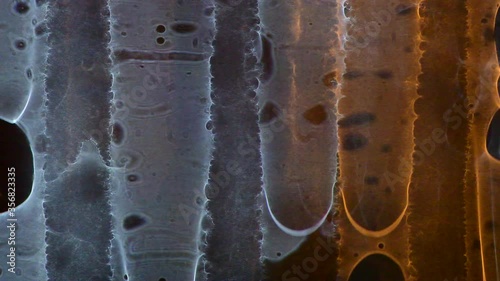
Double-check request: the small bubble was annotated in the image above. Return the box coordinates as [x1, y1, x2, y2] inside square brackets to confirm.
[156, 37, 166, 45]
[15, 40, 26, 50]
[127, 174, 138, 182]
[26, 69, 32, 79]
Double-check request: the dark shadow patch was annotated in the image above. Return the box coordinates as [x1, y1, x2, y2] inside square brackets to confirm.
[303, 104, 328, 125]
[343, 70, 364, 80]
[259, 102, 281, 124]
[342, 133, 368, 151]
[374, 70, 393, 79]
[338, 112, 376, 128]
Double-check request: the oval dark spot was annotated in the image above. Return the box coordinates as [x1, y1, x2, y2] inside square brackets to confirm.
[159, 278, 166, 281]
[378, 243, 385, 249]
[482, 18, 488, 24]
[26, 68, 32, 79]
[14, 2, 30, 14]
[192, 38, 199, 48]
[343, 70, 364, 80]
[15, 40, 26, 50]
[111, 122, 125, 145]
[364, 176, 379, 185]
[123, 274, 128, 280]
[484, 220, 497, 231]
[123, 214, 147, 231]
[259, 102, 280, 124]
[322, 71, 338, 88]
[171, 22, 198, 34]
[348, 254, 404, 281]
[381, 144, 392, 153]
[156, 24, 166, 33]
[156, 37, 166, 45]
[484, 27, 495, 42]
[395, 4, 415, 15]
[342, 133, 368, 151]
[303, 104, 328, 125]
[35, 24, 48, 36]
[127, 174, 139, 182]
[338, 112, 376, 128]
[374, 70, 393, 79]
[260, 34, 275, 83]
[486, 110, 500, 160]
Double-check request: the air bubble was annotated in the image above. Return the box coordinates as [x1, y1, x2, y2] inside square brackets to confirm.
[111, 121, 126, 146]
[13, 2, 30, 15]
[303, 104, 327, 125]
[156, 24, 166, 33]
[259, 102, 280, 124]
[15, 40, 27, 50]
[170, 22, 198, 34]
[156, 37, 166, 45]
[123, 214, 148, 231]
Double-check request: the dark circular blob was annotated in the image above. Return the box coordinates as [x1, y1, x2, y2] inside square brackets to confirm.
[13, 2, 30, 14]
[378, 243, 385, 249]
[111, 122, 125, 145]
[364, 176, 379, 186]
[26, 69, 32, 79]
[35, 24, 48, 36]
[170, 22, 198, 34]
[259, 101, 281, 124]
[127, 174, 138, 182]
[156, 37, 166, 45]
[484, 220, 497, 232]
[0, 266, 2, 277]
[486, 109, 500, 160]
[156, 24, 166, 33]
[15, 40, 26, 50]
[338, 112, 376, 128]
[0, 121, 33, 213]
[303, 104, 328, 125]
[123, 274, 128, 280]
[381, 144, 392, 153]
[159, 278, 166, 281]
[123, 214, 147, 231]
[348, 254, 404, 281]
[342, 133, 368, 151]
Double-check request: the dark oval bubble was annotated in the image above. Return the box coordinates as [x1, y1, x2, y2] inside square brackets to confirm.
[14, 40, 27, 50]
[35, 24, 48, 37]
[26, 68, 32, 79]
[123, 214, 148, 231]
[348, 254, 404, 281]
[170, 22, 198, 34]
[156, 24, 166, 33]
[111, 121, 126, 145]
[303, 104, 328, 125]
[259, 101, 281, 124]
[13, 2, 30, 15]
[486, 109, 500, 160]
